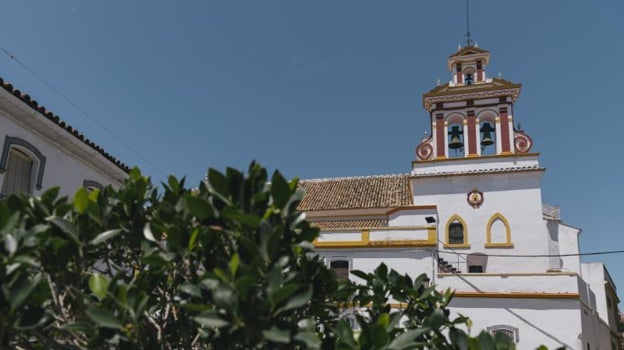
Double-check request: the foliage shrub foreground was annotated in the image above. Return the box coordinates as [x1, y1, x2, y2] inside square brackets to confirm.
[0, 163, 534, 349]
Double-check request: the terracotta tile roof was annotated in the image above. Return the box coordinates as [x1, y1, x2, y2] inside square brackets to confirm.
[297, 174, 412, 211]
[311, 219, 388, 229]
[0, 78, 130, 173]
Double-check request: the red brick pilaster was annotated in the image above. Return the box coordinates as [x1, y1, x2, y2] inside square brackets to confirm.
[467, 110, 477, 155]
[499, 107, 510, 153]
[435, 113, 446, 158]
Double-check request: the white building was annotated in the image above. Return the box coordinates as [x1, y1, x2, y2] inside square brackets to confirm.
[298, 45, 622, 349]
[0, 77, 128, 198]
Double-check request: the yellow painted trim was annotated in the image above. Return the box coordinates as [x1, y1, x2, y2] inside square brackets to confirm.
[453, 292, 579, 299]
[313, 227, 437, 249]
[445, 214, 469, 246]
[435, 155, 447, 160]
[443, 243, 471, 249]
[320, 226, 431, 233]
[361, 230, 370, 243]
[385, 205, 437, 215]
[485, 243, 514, 248]
[314, 241, 437, 249]
[485, 212, 512, 246]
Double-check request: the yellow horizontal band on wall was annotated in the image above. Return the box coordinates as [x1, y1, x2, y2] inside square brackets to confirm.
[314, 227, 437, 249]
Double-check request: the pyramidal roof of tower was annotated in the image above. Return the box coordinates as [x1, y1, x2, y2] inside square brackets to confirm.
[448, 45, 490, 58]
[422, 77, 522, 109]
[297, 174, 412, 211]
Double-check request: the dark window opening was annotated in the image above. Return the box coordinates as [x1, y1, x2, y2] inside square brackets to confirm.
[448, 221, 464, 244]
[468, 265, 483, 273]
[465, 73, 474, 85]
[330, 260, 349, 281]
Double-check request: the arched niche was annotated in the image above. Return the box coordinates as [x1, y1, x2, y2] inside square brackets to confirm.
[485, 213, 513, 248]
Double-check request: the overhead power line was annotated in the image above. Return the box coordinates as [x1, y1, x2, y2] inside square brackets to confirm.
[0, 44, 168, 178]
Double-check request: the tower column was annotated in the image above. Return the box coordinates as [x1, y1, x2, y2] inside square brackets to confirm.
[435, 113, 446, 159]
[499, 106, 511, 153]
[466, 110, 477, 156]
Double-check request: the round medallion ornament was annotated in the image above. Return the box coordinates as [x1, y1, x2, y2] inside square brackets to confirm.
[467, 188, 484, 209]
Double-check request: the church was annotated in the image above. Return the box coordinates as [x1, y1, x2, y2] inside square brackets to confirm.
[298, 44, 622, 349]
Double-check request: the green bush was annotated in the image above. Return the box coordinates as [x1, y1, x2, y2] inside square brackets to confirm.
[0, 163, 516, 349]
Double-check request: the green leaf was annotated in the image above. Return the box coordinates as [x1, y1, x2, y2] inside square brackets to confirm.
[263, 326, 291, 343]
[143, 223, 157, 242]
[177, 195, 213, 220]
[90, 229, 122, 245]
[1, 212, 20, 234]
[449, 327, 469, 350]
[73, 187, 89, 214]
[271, 171, 291, 208]
[85, 308, 123, 329]
[350, 269, 369, 280]
[334, 319, 356, 347]
[8, 273, 41, 313]
[270, 284, 299, 307]
[208, 168, 230, 202]
[387, 328, 430, 349]
[14, 306, 48, 330]
[48, 217, 80, 245]
[477, 331, 495, 349]
[274, 285, 312, 315]
[179, 284, 202, 298]
[89, 274, 110, 300]
[194, 310, 230, 328]
[229, 253, 240, 276]
[294, 330, 321, 349]
[5, 233, 17, 255]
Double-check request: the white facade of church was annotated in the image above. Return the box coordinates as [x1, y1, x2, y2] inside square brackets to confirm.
[0, 77, 128, 198]
[298, 46, 622, 349]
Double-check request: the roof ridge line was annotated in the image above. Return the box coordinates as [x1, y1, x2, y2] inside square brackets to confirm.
[300, 173, 409, 183]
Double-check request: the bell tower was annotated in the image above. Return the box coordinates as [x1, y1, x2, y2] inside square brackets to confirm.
[414, 45, 534, 162]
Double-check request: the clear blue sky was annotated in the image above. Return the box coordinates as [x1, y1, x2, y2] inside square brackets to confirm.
[1, 1, 623, 304]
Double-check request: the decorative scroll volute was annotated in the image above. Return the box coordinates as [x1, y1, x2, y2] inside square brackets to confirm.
[415, 136, 434, 160]
[513, 130, 533, 153]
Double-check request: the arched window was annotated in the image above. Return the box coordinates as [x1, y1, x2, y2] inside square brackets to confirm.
[0, 137, 46, 196]
[445, 215, 469, 248]
[485, 213, 513, 248]
[487, 325, 519, 342]
[447, 115, 465, 158]
[329, 259, 350, 281]
[477, 110, 498, 156]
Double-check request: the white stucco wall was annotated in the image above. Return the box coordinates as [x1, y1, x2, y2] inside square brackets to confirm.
[412, 170, 551, 273]
[0, 99, 126, 198]
[450, 297, 585, 349]
[316, 249, 436, 282]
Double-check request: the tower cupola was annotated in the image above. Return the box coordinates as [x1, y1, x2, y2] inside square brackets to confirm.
[414, 45, 534, 162]
[448, 46, 491, 86]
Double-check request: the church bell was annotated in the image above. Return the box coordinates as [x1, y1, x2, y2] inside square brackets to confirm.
[448, 125, 464, 150]
[480, 122, 495, 147]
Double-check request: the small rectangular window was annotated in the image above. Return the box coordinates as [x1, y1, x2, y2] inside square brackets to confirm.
[330, 260, 349, 281]
[468, 265, 483, 273]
